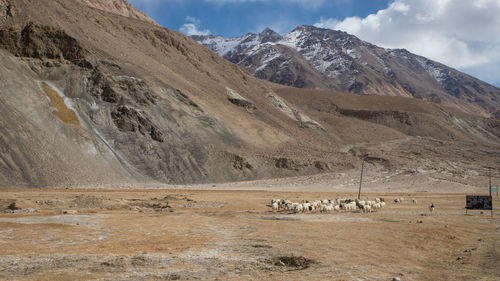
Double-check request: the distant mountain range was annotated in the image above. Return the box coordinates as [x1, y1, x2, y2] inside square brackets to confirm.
[0, 0, 498, 187]
[193, 26, 500, 119]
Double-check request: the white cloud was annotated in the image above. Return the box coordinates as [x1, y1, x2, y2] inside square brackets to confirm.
[314, 0, 500, 86]
[179, 17, 211, 36]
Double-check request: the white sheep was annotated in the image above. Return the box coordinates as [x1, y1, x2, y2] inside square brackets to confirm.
[345, 202, 356, 212]
[272, 202, 279, 212]
[295, 204, 305, 213]
[312, 200, 321, 208]
[269, 196, 388, 215]
[320, 204, 334, 213]
[302, 202, 311, 212]
[412, 198, 417, 204]
[362, 204, 372, 213]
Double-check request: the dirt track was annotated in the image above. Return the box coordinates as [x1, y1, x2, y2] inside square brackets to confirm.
[1, 186, 499, 280]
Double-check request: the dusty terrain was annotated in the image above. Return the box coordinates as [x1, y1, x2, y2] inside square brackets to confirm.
[1, 175, 499, 281]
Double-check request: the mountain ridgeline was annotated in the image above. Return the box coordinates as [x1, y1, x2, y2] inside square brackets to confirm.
[193, 26, 500, 119]
[0, 0, 498, 188]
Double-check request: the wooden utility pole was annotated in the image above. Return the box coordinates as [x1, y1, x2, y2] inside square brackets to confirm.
[489, 167, 492, 197]
[358, 159, 365, 200]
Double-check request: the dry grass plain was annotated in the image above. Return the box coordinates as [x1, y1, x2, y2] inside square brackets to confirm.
[0, 183, 499, 281]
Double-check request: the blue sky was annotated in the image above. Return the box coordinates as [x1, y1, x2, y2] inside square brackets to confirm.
[128, 0, 500, 87]
[129, 0, 390, 37]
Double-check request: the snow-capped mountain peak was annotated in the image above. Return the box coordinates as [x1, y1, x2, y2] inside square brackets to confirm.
[193, 26, 499, 119]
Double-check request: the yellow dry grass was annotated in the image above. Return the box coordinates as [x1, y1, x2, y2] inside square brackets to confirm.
[41, 82, 80, 126]
[0, 189, 499, 280]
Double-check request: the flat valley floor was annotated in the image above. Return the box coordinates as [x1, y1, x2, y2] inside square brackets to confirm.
[1, 178, 499, 280]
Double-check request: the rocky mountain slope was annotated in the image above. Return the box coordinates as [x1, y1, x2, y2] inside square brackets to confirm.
[0, 0, 498, 188]
[81, 0, 157, 25]
[194, 26, 500, 119]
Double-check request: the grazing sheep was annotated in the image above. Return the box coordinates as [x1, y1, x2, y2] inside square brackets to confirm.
[307, 205, 315, 213]
[321, 204, 334, 213]
[345, 202, 356, 212]
[320, 204, 327, 213]
[272, 202, 279, 212]
[337, 198, 347, 205]
[295, 204, 304, 213]
[303, 203, 311, 212]
[362, 205, 372, 213]
[312, 200, 321, 208]
[269, 196, 387, 215]
[394, 197, 404, 203]
[326, 204, 334, 213]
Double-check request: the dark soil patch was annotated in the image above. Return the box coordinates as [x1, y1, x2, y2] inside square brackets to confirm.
[7, 202, 19, 210]
[252, 244, 272, 249]
[0, 199, 18, 211]
[272, 255, 316, 270]
[127, 197, 173, 212]
[262, 216, 299, 221]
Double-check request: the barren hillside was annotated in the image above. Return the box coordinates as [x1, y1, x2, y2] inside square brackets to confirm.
[0, 0, 498, 188]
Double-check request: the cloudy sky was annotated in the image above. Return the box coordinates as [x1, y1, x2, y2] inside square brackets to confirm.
[128, 0, 500, 87]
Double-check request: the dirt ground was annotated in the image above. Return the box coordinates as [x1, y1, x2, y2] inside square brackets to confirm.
[0, 179, 499, 280]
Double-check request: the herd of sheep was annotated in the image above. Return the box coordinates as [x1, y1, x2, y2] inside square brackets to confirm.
[270, 197, 386, 214]
[270, 197, 434, 214]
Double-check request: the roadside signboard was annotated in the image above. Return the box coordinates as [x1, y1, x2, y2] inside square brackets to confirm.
[466, 195, 493, 213]
[491, 186, 498, 195]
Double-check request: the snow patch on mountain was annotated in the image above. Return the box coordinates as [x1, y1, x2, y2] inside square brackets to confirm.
[278, 30, 303, 49]
[255, 51, 282, 73]
[195, 33, 267, 57]
[416, 58, 446, 84]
